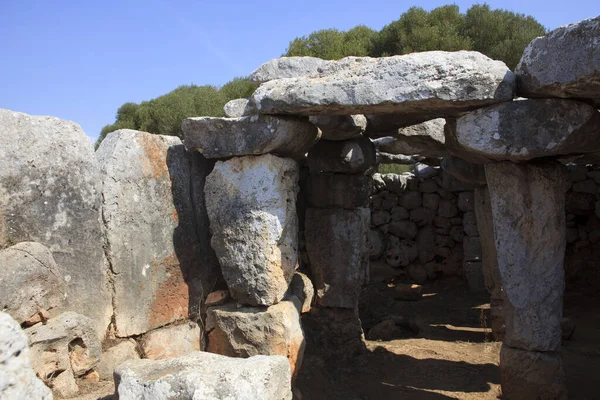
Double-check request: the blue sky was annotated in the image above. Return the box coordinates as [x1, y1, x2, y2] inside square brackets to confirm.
[1, 1, 598, 141]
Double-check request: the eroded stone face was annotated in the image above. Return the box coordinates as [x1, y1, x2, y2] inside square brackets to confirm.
[372, 119, 447, 157]
[205, 155, 299, 306]
[0, 108, 111, 337]
[115, 352, 293, 400]
[446, 99, 600, 163]
[307, 136, 376, 174]
[97, 130, 205, 337]
[182, 115, 319, 159]
[516, 16, 600, 107]
[249, 56, 333, 83]
[486, 162, 567, 352]
[308, 115, 367, 141]
[251, 52, 515, 117]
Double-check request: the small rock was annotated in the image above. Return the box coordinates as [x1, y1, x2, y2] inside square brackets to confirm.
[438, 200, 459, 218]
[372, 210, 391, 226]
[51, 370, 78, 398]
[97, 339, 140, 381]
[307, 137, 376, 174]
[422, 193, 440, 210]
[389, 220, 418, 240]
[399, 191, 422, 210]
[390, 206, 409, 221]
[205, 290, 231, 308]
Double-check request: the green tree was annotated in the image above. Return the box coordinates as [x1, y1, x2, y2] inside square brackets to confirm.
[285, 26, 377, 59]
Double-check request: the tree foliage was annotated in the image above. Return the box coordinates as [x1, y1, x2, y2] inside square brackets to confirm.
[98, 3, 545, 147]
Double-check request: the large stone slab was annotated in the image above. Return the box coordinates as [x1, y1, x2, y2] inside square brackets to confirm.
[205, 155, 299, 306]
[0, 312, 53, 400]
[446, 99, 600, 163]
[308, 115, 366, 141]
[0, 109, 111, 337]
[516, 16, 600, 107]
[306, 173, 370, 209]
[307, 136, 376, 174]
[97, 130, 206, 337]
[305, 208, 370, 308]
[206, 297, 304, 377]
[371, 119, 447, 157]
[0, 242, 65, 324]
[473, 187, 502, 300]
[486, 162, 566, 352]
[115, 352, 292, 400]
[500, 345, 567, 400]
[251, 52, 515, 117]
[182, 115, 319, 159]
[223, 98, 256, 118]
[249, 56, 332, 83]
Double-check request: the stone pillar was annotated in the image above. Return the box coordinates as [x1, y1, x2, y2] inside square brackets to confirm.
[485, 162, 567, 400]
[304, 135, 375, 357]
[474, 186, 505, 340]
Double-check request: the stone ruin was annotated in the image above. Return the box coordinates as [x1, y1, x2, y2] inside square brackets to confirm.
[0, 15, 599, 400]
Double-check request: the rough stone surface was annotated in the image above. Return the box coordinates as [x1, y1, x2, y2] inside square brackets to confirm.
[306, 173, 369, 208]
[515, 16, 600, 107]
[97, 340, 140, 381]
[97, 130, 207, 337]
[446, 99, 600, 163]
[0, 312, 53, 400]
[372, 119, 446, 157]
[0, 109, 111, 336]
[486, 162, 567, 352]
[223, 98, 257, 118]
[252, 52, 515, 117]
[500, 345, 567, 400]
[305, 208, 370, 308]
[115, 352, 292, 400]
[307, 137, 376, 174]
[140, 322, 201, 360]
[441, 156, 486, 185]
[289, 272, 314, 313]
[0, 242, 65, 325]
[301, 307, 365, 358]
[474, 187, 502, 299]
[249, 56, 332, 83]
[205, 155, 299, 306]
[308, 115, 367, 141]
[182, 115, 319, 159]
[27, 312, 101, 385]
[206, 297, 304, 377]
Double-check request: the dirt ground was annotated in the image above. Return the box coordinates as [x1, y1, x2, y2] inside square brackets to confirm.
[296, 277, 600, 400]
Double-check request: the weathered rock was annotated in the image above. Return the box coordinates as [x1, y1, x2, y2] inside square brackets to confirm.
[572, 179, 597, 194]
[438, 200, 458, 218]
[462, 212, 479, 237]
[223, 98, 257, 117]
[51, 370, 78, 398]
[0, 312, 53, 400]
[500, 345, 567, 400]
[27, 312, 101, 385]
[97, 340, 139, 381]
[390, 206, 409, 221]
[140, 322, 201, 360]
[486, 162, 567, 352]
[399, 191, 422, 210]
[0, 242, 64, 325]
[441, 156, 486, 185]
[252, 52, 515, 117]
[418, 180, 439, 193]
[368, 230, 386, 260]
[182, 115, 319, 159]
[307, 137, 376, 173]
[384, 241, 418, 268]
[205, 155, 299, 306]
[422, 193, 440, 210]
[412, 163, 439, 180]
[306, 173, 369, 208]
[206, 298, 304, 377]
[0, 109, 111, 336]
[289, 272, 314, 313]
[441, 169, 478, 191]
[369, 261, 403, 282]
[301, 307, 365, 358]
[515, 16, 600, 107]
[308, 115, 367, 140]
[381, 173, 417, 194]
[463, 236, 482, 262]
[372, 210, 391, 226]
[566, 191, 596, 215]
[305, 208, 370, 308]
[457, 192, 475, 212]
[371, 119, 446, 157]
[249, 56, 332, 83]
[205, 290, 230, 308]
[410, 207, 435, 227]
[97, 130, 208, 336]
[367, 317, 418, 341]
[446, 99, 600, 163]
[388, 220, 418, 240]
[115, 352, 292, 400]
[474, 187, 501, 298]
[416, 225, 436, 263]
[370, 173, 387, 192]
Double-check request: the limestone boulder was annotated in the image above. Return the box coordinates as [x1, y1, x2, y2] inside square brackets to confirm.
[305, 208, 370, 308]
[289, 272, 314, 313]
[308, 115, 367, 140]
[97, 130, 208, 337]
[115, 352, 292, 400]
[0, 242, 65, 325]
[140, 322, 201, 360]
[446, 99, 600, 163]
[307, 136, 376, 174]
[306, 173, 369, 209]
[0, 109, 111, 336]
[371, 119, 447, 157]
[249, 56, 332, 83]
[223, 98, 256, 117]
[252, 52, 515, 117]
[96, 340, 139, 381]
[0, 312, 53, 400]
[486, 162, 567, 352]
[516, 16, 600, 107]
[182, 115, 319, 159]
[206, 297, 305, 377]
[205, 155, 299, 306]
